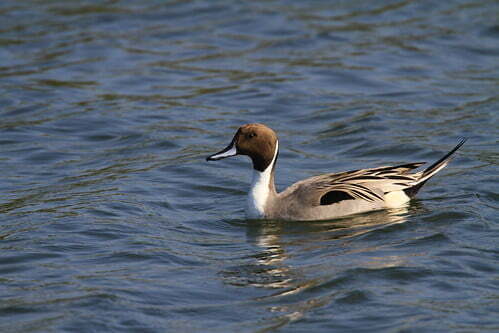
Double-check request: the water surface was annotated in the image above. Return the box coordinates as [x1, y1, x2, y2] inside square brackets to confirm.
[1, 0, 498, 332]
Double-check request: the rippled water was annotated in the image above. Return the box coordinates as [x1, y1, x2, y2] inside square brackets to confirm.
[1, 0, 498, 332]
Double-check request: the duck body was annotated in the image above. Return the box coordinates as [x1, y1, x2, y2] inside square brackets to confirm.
[261, 165, 415, 220]
[207, 123, 465, 221]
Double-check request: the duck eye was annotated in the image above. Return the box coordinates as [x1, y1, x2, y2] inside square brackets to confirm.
[248, 133, 256, 138]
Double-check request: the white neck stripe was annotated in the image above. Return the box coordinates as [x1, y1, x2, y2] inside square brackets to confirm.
[246, 140, 278, 219]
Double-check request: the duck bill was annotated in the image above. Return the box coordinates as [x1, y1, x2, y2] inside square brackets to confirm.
[206, 140, 238, 161]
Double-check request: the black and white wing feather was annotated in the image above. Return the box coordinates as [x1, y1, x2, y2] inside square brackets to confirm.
[310, 162, 424, 205]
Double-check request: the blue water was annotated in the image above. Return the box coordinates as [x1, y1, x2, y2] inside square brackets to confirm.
[1, 0, 498, 332]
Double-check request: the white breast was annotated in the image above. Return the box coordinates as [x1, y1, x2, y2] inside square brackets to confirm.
[245, 141, 279, 219]
[246, 171, 269, 218]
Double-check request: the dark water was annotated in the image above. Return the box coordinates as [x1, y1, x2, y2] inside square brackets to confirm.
[1, 0, 498, 332]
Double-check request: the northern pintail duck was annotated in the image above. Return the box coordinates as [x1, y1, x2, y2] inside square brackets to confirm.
[207, 123, 465, 221]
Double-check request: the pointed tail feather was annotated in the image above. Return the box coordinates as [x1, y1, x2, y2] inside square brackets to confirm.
[404, 138, 466, 197]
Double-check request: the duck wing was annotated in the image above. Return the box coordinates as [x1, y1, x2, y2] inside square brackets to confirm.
[286, 162, 425, 206]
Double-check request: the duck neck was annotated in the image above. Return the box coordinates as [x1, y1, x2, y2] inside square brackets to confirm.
[246, 141, 278, 219]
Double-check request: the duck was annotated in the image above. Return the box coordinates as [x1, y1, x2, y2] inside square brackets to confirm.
[206, 123, 466, 221]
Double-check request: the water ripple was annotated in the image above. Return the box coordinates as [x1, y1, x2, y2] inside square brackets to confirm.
[0, 0, 498, 331]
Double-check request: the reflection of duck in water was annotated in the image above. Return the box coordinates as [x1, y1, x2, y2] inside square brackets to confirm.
[222, 207, 412, 290]
[207, 123, 465, 221]
[248, 206, 411, 262]
[220, 208, 417, 327]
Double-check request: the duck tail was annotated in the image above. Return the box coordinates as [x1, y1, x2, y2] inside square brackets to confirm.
[404, 138, 467, 197]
